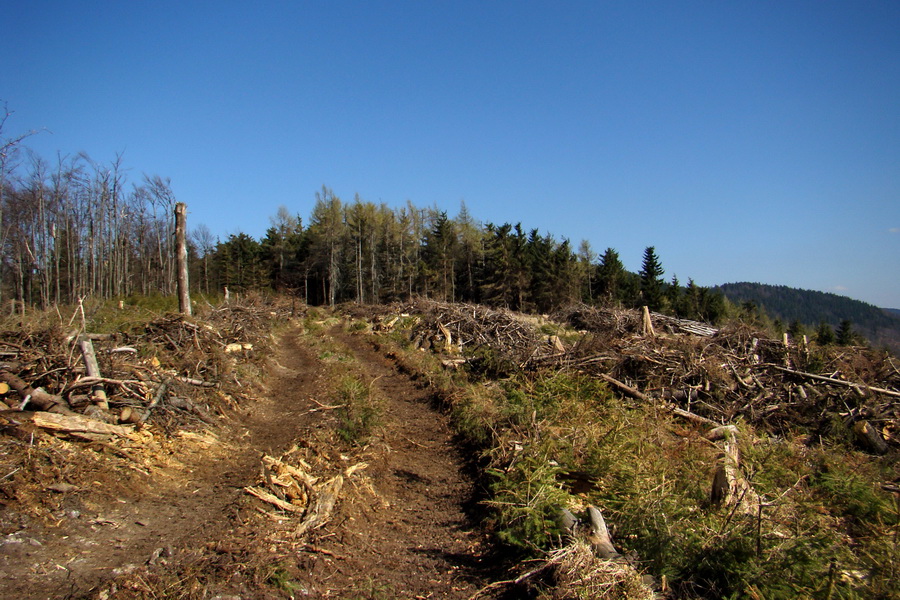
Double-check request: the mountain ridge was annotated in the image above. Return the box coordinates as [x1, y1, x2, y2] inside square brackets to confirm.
[715, 282, 900, 353]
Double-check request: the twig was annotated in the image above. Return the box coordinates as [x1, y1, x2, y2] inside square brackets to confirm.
[300, 544, 347, 560]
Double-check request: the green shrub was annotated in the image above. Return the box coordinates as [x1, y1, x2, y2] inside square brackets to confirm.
[335, 375, 380, 445]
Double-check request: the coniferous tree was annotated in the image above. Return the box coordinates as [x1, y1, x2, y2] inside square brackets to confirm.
[597, 247, 625, 306]
[816, 321, 836, 345]
[454, 202, 482, 303]
[836, 319, 855, 345]
[422, 210, 457, 301]
[639, 246, 664, 311]
[667, 274, 681, 315]
[577, 240, 596, 304]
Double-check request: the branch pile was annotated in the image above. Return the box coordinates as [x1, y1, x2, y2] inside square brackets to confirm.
[550, 304, 900, 448]
[0, 295, 295, 440]
[372, 299, 549, 365]
[375, 300, 899, 450]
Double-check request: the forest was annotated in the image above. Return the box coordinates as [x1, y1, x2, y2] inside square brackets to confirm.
[0, 141, 726, 322]
[718, 282, 900, 353]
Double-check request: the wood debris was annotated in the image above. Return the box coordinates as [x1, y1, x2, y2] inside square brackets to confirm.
[372, 300, 900, 451]
[0, 295, 295, 439]
[244, 448, 368, 536]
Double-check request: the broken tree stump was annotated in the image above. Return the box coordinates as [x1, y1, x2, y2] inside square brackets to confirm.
[853, 421, 889, 455]
[78, 335, 109, 411]
[708, 425, 759, 514]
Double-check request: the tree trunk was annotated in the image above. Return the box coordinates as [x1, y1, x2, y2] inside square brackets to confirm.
[0, 368, 74, 414]
[175, 202, 191, 316]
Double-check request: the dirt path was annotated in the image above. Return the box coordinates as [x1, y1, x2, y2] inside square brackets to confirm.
[291, 329, 498, 599]
[0, 322, 503, 599]
[0, 324, 324, 599]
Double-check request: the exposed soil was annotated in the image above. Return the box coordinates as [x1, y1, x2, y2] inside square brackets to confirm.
[0, 322, 502, 599]
[296, 328, 499, 599]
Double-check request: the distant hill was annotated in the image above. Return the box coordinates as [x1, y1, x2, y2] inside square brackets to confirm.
[715, 282, 900, 353]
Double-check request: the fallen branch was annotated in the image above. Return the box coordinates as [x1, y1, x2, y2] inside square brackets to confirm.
[139, 379, 170, 424]
[772, 365, 900, 398]
[597, 373, 649, 401]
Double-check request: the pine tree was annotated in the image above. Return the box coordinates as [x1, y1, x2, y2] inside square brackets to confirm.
[639, 246, 664, 311]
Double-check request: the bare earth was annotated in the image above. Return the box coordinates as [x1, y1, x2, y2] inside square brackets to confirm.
[0, 324, 503, 599]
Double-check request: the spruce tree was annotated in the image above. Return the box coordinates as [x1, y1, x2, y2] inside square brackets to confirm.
[639, 246, 664, 311]
[816, 321, 836, 345]
[597, 247, 625, 306]
[836, 319, 855, 345]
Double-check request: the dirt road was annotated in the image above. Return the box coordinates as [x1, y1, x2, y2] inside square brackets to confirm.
[0, 323, 502, 599]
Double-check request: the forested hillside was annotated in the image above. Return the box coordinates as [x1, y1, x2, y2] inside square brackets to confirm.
[0, 141, 726, 321]
[717, 282, 900, 352]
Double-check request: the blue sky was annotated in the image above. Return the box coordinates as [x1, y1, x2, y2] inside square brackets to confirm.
[3, 1, 899, 307]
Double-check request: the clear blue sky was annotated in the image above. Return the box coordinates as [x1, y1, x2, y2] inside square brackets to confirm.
[3, 1, 899, 307]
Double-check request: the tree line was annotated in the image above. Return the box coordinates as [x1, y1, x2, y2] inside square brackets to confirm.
[202, 187, 726, 321]
[1, 116, 724, 320]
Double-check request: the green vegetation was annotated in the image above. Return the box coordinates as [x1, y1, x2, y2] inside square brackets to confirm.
[335, 375, 381, 445]
[381, 318, 899, 599]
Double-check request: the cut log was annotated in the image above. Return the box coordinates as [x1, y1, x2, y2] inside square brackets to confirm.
[0, 368, 74, 414]
[119, 406, 144, 424]
[586, 505, 619, 559]
[3, 410, 130, 437]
